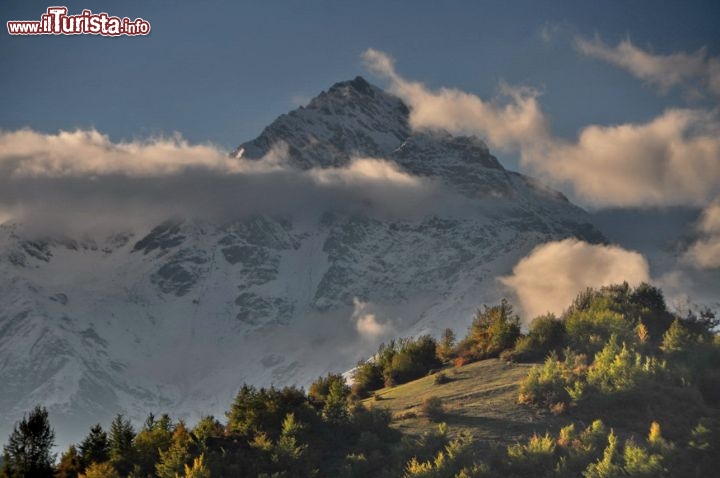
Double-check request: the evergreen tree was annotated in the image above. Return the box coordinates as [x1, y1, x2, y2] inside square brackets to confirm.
[1, 405, 55, 478]
[225, 385, 309, 438]
[78, 424, 109, 469]
[321, 380, 349, 425]
[108, 414, 135, 476]
[134, 413, 173, 477]
[191, 416, 223, 451]
[156, 422, 191, 478]
[273, 413, 308, 476]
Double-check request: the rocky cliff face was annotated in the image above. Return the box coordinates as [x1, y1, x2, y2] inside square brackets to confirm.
[0, 76, 603, 445]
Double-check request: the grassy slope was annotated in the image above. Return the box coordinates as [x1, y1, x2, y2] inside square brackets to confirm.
[363, 357, 717, 452]
[363, 359, 565, 446]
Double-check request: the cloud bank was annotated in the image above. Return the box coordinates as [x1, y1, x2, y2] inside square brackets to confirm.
[363, 48, 720, 209]
[500, 239, 651, 318]
[0, 129, 441, 234]
[576, 36, 720, 97]
[0, 129, 240, 177]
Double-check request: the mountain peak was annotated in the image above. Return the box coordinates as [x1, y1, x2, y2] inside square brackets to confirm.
[234, 77, 508, 187]
[307, 75, 392, 111]
[326, 76, 376, 97]
[237, 77, 410, 167]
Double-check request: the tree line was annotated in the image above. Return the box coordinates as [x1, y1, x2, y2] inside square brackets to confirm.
[2, 283, 719, 477]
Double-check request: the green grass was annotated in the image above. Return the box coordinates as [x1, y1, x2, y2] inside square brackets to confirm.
[363, 359, 565, 446]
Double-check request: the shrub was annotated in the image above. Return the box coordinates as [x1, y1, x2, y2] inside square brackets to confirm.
[506, 335, 535, 362]
[582, 431, 624, 478]
[420, 396, 444, 422]
[622, 439, 665, 477]
[403, 435, 473, 477]
[661, 318, 697, 354]
[518, 354, 574, 407]
[183, 454, 211, 478]
[507, 433, 557, 475]
[351, 362, 383, 398]
[453, 356, 468, 368]
[587, 335, 665, 394]
[434, 372, 450, 385]
[80, 462, 120, 478]
[511, 314, 567, 362]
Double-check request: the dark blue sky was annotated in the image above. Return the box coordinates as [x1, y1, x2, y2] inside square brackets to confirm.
[2, 0, 719, 170]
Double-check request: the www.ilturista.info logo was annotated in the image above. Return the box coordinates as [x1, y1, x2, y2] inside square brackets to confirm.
[7, 7, 151, 36]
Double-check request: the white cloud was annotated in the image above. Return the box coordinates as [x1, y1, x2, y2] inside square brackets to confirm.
[684, 200, 720, 269]
[576, 36, 720, 97]
[523, 109, 720, 207]
[363, 48, 720, 209]
[500, 239, 650, 318]
[362, 49, 550, 152]
[0, 129, 239, 177]
[352, 298, 392, 339]
[310, 157, 422, 188]
[0, 128, 441, 233]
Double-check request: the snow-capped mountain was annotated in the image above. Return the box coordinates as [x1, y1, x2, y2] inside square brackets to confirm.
[0, 77, 603, 445]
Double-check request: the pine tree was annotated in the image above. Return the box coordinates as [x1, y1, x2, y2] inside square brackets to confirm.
[78, 424, 109, 469]
[192, 416, 223, 450]
[1, 405, 55, 478]
[273, 413, 308, 476]
[321, 380, 349, 425]
[156, 422, 191, 478]
[108, 414, 135, 476]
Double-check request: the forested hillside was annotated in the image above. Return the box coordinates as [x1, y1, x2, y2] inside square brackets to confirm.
[3, 283, 718, 477]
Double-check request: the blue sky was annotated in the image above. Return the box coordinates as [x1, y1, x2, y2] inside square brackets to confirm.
[2, 0, 719, 171]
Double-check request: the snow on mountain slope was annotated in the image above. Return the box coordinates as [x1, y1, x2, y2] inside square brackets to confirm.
[0, 77, 603, 446]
